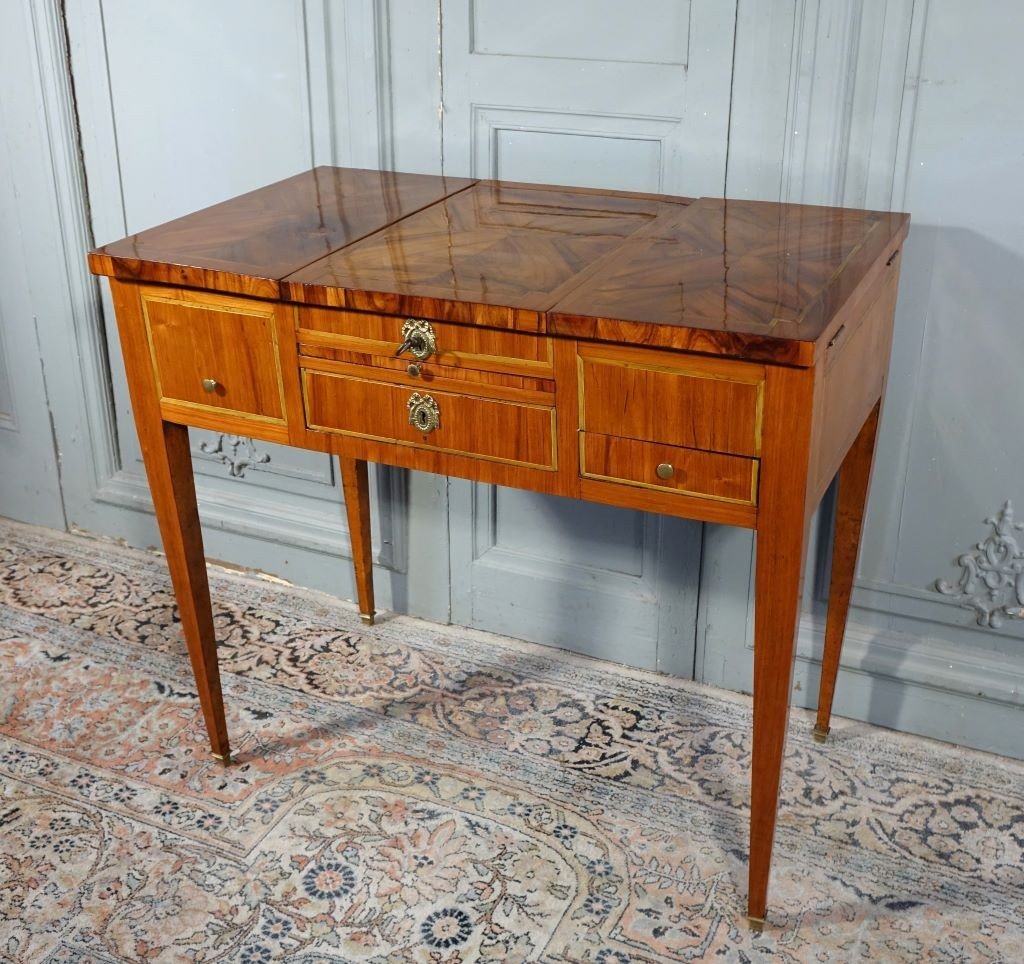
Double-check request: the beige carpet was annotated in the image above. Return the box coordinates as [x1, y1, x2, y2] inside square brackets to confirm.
[1, 518, 1021, 962]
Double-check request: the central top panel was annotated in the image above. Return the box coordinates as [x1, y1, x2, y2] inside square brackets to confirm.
[282, 181, 687, 326]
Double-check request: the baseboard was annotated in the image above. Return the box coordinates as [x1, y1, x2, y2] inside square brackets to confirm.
[791, 613, 1024, 759]
[92, 468, 403, 571]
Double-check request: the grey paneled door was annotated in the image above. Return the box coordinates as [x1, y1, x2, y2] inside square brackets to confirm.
[441, 1, 738, 671]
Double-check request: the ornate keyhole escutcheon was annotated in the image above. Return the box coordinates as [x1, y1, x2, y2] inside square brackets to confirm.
[407, 392, 440, 434]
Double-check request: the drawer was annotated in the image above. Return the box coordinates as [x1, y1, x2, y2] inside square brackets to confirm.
[578, 344, 764, 457]
[141, 287, 286, 422]
[303, 370, 557, 469]
[581, 433, 758, 505]
[297, 306, 553, 376]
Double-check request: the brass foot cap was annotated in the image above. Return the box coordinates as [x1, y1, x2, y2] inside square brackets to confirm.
[747, 915, 766, 933]
[812, 725, 830, 744]
[211, 751, 232, 766]
[359, 613, 375, 626]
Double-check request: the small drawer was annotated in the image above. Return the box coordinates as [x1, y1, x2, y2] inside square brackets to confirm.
[303, 370, 556, 469]
[581, 433, 758, 505]
[297, 306, 553, 377]
[141, 287, 286, 422]
[578, 344, 764, 457]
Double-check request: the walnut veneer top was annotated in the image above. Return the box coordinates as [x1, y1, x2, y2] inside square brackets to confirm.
[90, 166, 909, 366]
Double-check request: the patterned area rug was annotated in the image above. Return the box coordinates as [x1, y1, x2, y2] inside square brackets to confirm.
[1, 520, 1022, 963]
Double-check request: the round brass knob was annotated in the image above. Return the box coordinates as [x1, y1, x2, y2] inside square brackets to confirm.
[407, 363, 421, 377]
[201, 378, 219, 394]
[407, 392, 440, 434]
[656, 463, 674, 480]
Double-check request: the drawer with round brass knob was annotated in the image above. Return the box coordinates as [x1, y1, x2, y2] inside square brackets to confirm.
[581, 433, 759, 506]
[138, 286, 287, 430]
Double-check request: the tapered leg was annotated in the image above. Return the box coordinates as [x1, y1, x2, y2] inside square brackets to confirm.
[340, 457, 376, 625]
[146, 423, 232, 762]
[813, 402, 881, 742]
[748, 365, 815, 925]
[109, 281, 230, 764]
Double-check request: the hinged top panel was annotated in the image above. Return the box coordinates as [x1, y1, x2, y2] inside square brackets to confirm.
[88, 167, 476, 298]
[550, 198, 909, 364]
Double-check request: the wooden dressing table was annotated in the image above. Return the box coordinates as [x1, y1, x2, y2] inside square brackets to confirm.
[89, 167, 909, 923]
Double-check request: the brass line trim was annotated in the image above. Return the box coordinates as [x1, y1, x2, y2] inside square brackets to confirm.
[577, 343, 766, 384]
[158, 398, 288, 428]
[298, 354, 554, 405]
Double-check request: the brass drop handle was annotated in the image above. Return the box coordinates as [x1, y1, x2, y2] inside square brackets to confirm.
[395, 318, 437, 361]
[202, 378, 219, 394]
[407, 392, 440, 434]
[656, 463, 674, 480]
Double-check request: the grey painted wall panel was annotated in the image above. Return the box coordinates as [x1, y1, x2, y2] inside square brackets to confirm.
[0, 0, 68, 529]
[861, 1, 1024, 603]
[700, 0, 1024, 756]
[98, 0, 313, 230]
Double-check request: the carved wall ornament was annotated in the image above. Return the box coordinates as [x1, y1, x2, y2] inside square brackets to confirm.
[198, 434, 271, 479]
[935, 501, 1024, 628]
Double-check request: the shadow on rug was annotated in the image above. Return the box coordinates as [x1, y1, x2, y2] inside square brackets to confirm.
[0, 520, 1021, 962]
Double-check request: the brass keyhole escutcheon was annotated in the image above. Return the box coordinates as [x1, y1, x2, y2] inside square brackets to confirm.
[395, 318, 437, 361]
[656, 463, 674, 480]
[202, 378, 219, 394]
[407, 392, 440, 434]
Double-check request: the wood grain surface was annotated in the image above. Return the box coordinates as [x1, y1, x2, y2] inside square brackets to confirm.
[578, 343, 764, 457]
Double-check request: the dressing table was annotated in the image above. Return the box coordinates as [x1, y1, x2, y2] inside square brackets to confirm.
[89, 166, 909, 923]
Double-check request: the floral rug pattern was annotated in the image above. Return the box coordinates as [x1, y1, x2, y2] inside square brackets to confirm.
[0, 520, 1022, 962]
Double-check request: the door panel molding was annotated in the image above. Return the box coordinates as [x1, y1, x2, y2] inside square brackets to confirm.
[469, 0, 692, 67]
[0, 324, 16, 430]
[473, 485, 651, 589]
[471, 105, 680, 190]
